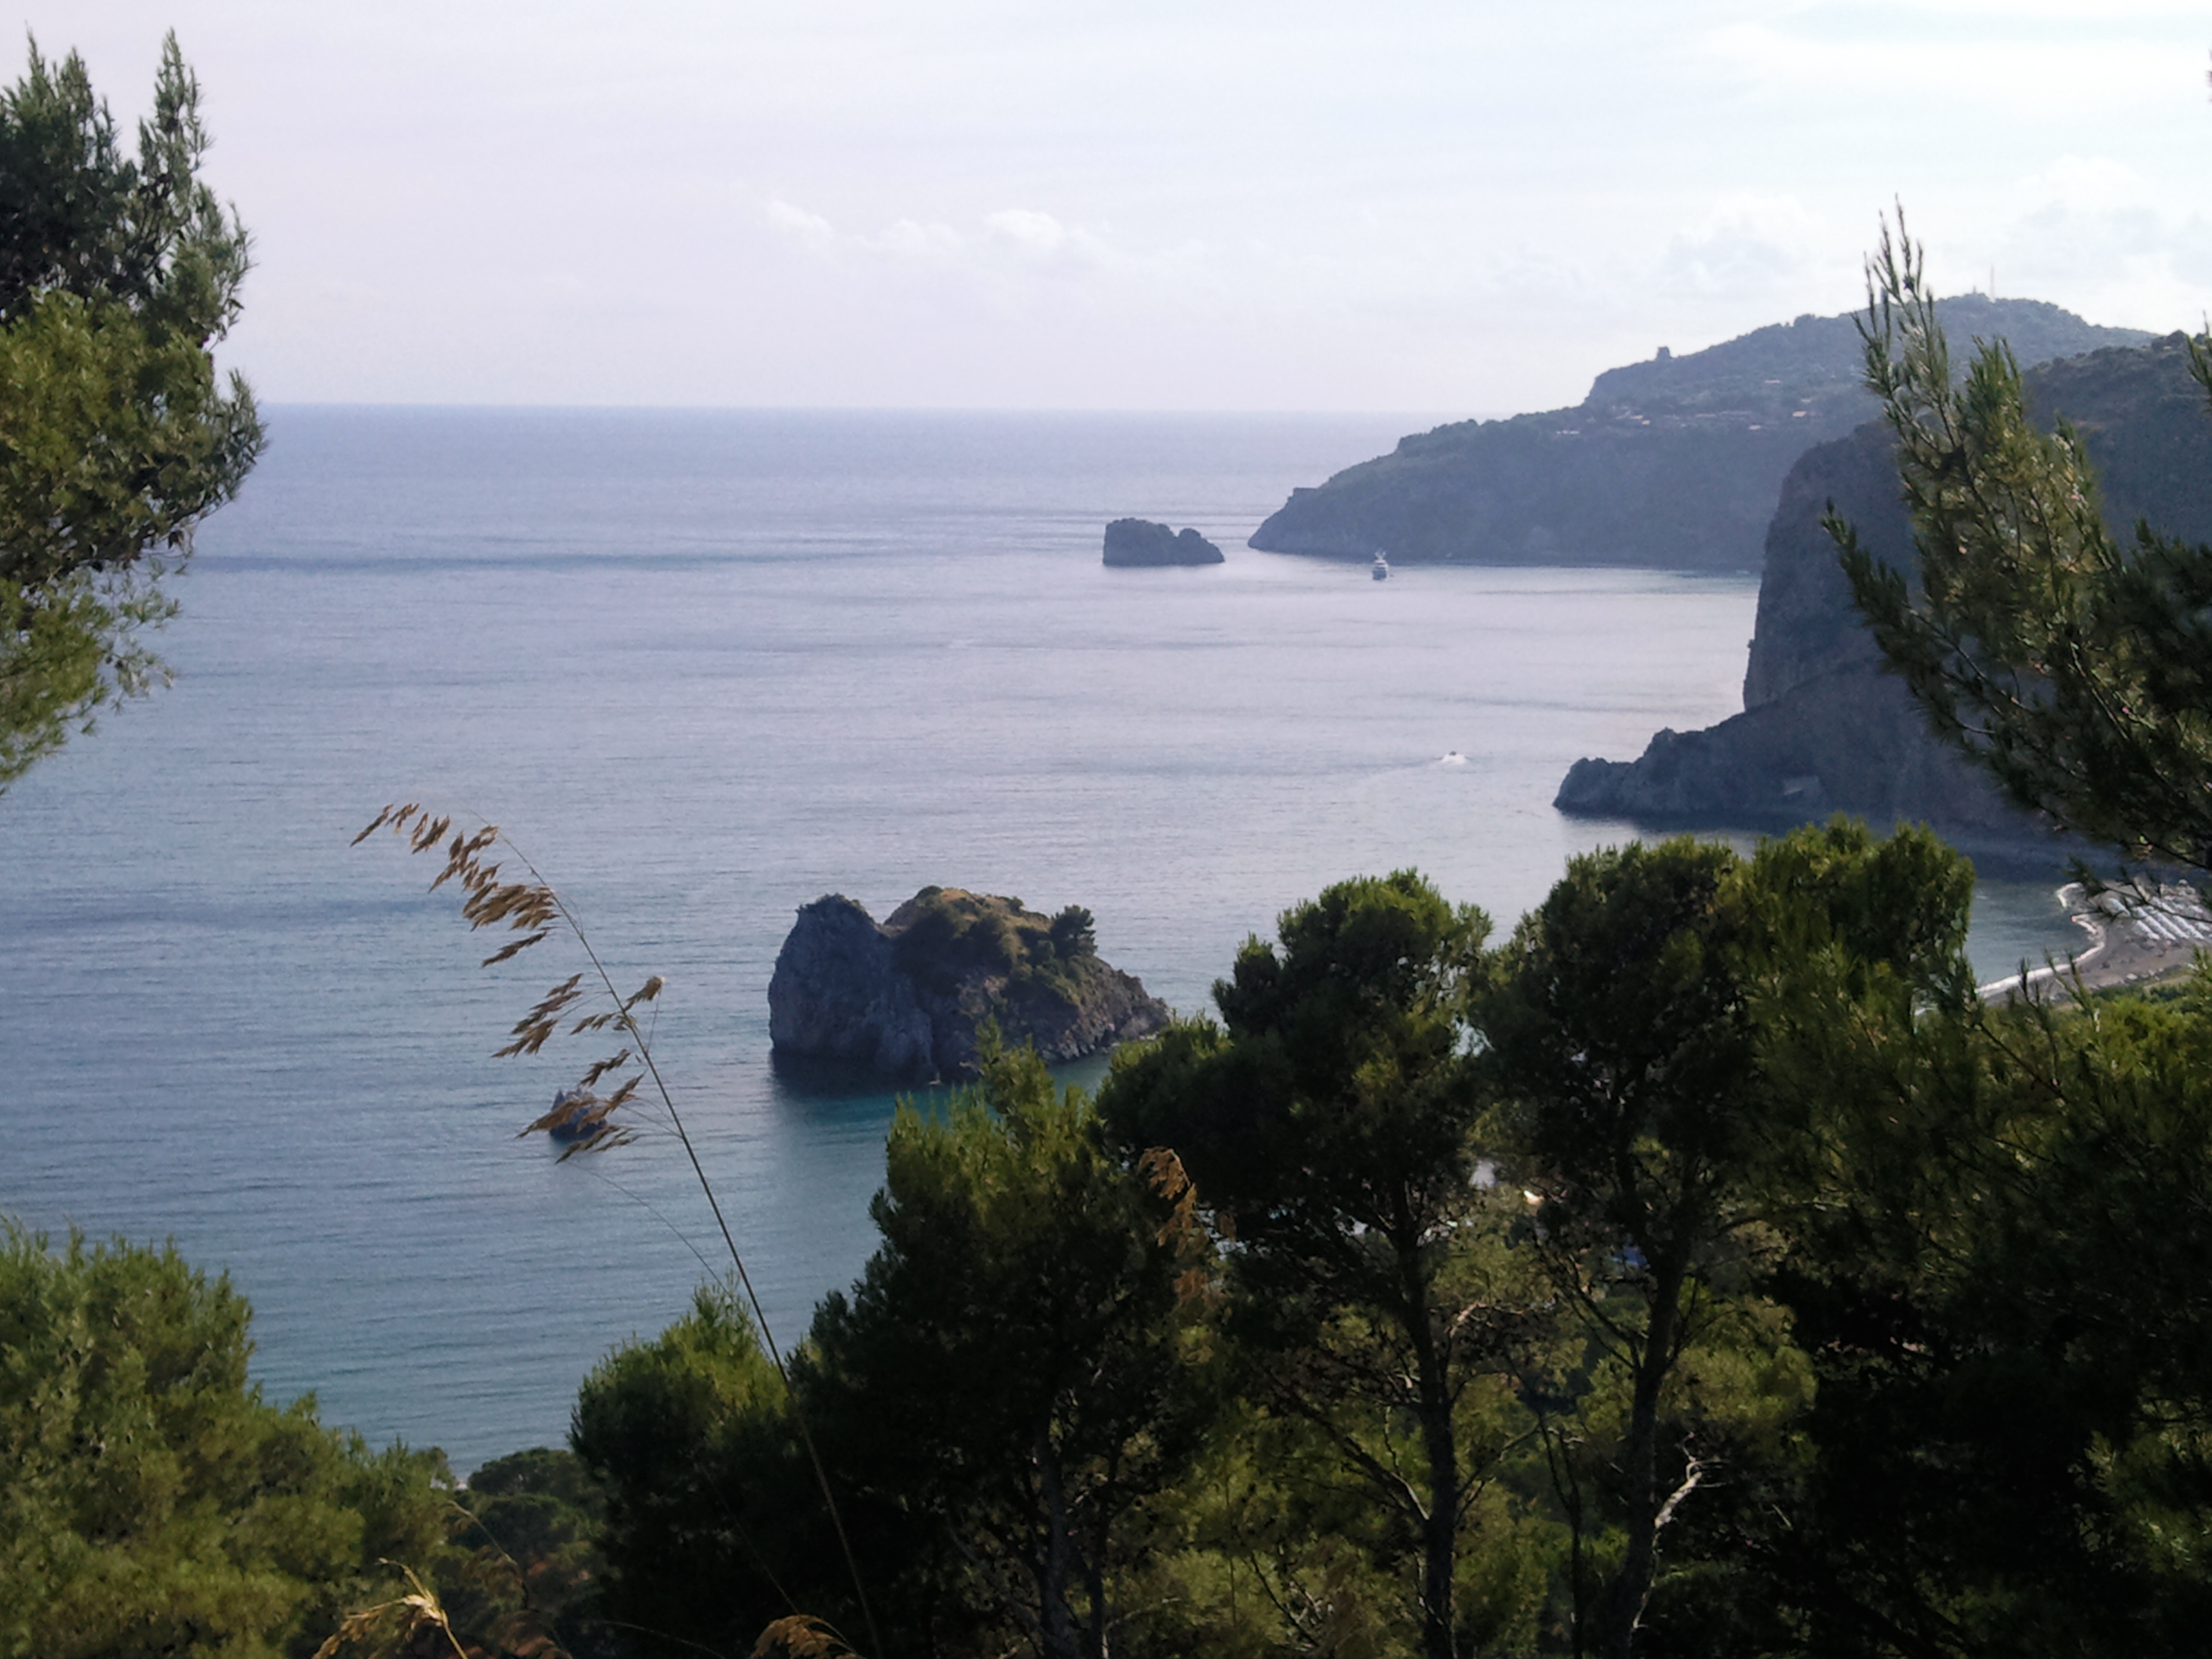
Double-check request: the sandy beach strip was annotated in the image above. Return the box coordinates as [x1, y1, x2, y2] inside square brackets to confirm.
[1979, 882, 2211, 1003]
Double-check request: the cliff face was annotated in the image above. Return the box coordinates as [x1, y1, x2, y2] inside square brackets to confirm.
[1555, 333, 2212, 846]
[1250, 296, 2148, 571]
[766, 895, 936, 1076]
[769, 887, 1170, 1082]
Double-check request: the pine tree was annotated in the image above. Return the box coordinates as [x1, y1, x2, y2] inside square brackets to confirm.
[1829, 222, 2212, 876]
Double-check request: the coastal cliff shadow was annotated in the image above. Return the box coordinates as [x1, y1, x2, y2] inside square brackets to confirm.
[767, 1048, 943, 1105]
[1555, 802, 2091, 882]
[766, 1045, 1118, 1109]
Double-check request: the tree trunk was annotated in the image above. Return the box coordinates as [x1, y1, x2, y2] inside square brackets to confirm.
[1084, 1538, 1111, 1659]
[1406, 1246, 1461, 1659]
[1033, 1429, 1085, 1659]
[1597, 1254, 1686, 1659]
[1419, 1377, 1462, 1659]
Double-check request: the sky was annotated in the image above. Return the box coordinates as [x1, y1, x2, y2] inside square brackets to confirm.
[27, 1, 2212, 411]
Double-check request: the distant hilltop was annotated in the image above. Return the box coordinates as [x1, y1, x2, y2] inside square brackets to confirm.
[1250, 295, 2152, 571]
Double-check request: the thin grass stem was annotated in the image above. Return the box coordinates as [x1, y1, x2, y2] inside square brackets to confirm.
[361, 806, 884, 1659]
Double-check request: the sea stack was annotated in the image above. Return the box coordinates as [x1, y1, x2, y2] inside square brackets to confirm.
[769, 886, 1171, 1082]
[1102, 518, 1225, 567]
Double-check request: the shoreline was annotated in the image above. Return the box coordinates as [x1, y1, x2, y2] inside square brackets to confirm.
[1980, 883, 2210, 1003]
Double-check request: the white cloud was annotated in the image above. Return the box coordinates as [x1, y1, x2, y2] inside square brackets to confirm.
[1656, 194, 1832, 298]
[2005, 155, 2158, 216]
[875, 218, 967, 262]
[756, 194, 1157, 297]
[984, 209, 1070, 252]
[764, 197, 836, 243]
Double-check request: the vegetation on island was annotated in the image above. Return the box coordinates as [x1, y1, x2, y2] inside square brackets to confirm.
[886, 887, 1104, 1002]
[0, 35, 262, 791]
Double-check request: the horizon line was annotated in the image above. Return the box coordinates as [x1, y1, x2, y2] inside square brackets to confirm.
[252, 401, 1497, 419]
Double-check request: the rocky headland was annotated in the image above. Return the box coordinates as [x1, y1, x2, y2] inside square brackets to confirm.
[1250, 296, 2148, 571]
[1103, 517, 1225, 567]
[769, 886, 1170, 1082]
[1554, 332, 2212, 850]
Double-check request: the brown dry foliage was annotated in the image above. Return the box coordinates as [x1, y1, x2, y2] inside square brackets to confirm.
[356, 804, 665, 1160]
[750, 1614, 861, 1658]
[313, 1563, 468, 1659]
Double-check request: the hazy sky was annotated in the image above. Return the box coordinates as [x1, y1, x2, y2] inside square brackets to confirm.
[28, 1, 2212, 411]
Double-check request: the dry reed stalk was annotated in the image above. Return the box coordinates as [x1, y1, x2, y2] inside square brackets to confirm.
[356, 804, 883, 1659]
[752, 1614, 862, 1658]
[312, 1561, 468, 1659]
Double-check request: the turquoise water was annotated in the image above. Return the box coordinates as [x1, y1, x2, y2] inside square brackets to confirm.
[0, 409, 2079, 1470]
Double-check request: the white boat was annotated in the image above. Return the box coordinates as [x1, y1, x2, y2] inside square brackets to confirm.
[1371, 550, 1390, 581]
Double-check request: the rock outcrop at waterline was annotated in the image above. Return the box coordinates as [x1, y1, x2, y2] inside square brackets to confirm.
[769, 887, 1171, 1082]
[1103, 518, 1225, 566]
[1250, 295, 2148, 572]
[1554, 333, 2212, 848]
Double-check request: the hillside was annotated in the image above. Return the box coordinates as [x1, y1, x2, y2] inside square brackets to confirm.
[1250, 295, 2150, 571]
[1554, 332, 2212, 846]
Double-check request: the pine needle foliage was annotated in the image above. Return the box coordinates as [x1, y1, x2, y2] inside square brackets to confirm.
[0, 1223, 454, 1659]
[0, 34, 264, 789]
[1827, 218, 2212, 877]
[1097, 870, 1551, 1659]
[803, 1041, 1217, 1659]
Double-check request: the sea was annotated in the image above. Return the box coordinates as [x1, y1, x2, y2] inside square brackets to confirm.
[0, 408, 2085, 1473]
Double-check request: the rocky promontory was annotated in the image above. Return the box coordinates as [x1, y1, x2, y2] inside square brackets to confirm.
[1103, 518, 1225, 567]
[1555, 332, 2212, 848]
[769, 887, 1170, 1082]
[1251, 295, 2148, 572]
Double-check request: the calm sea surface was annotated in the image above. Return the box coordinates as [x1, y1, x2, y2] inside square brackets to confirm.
[0, 409, 2081, 1471]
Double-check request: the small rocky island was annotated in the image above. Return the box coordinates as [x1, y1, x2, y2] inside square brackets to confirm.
[769, 886, 1171, 1082]
[1102, 517, 1225, 567]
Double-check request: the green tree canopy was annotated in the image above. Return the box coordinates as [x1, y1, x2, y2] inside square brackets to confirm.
[1099, 872, 1550, 1659]
[1742, 921, 2212, 1654]
[803, 1042, 1212, 1659]
[571, 1282, 807, 1659]
[440, 1448, 620, 1659]
[573, 1044, 1212, 1659]
[1474, 837, 1774, 1659]
[1813, 220, 2212, 1650]
[0, 34, 262, 790]
[0, 1223, 451, 1659]
[1472, 822, 1978, 1659]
